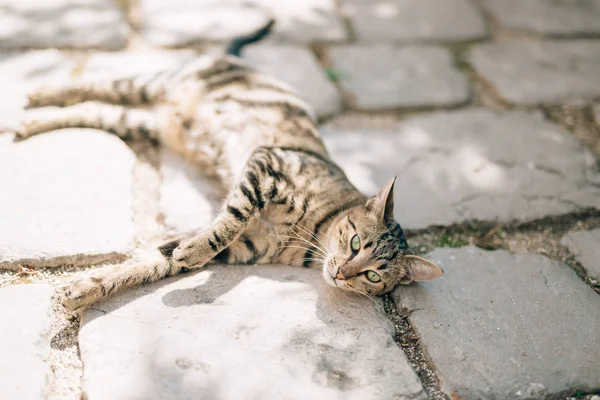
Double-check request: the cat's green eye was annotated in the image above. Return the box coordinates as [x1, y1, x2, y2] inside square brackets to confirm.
[351, 234, 360, 251]
[366, 270, 381, 283]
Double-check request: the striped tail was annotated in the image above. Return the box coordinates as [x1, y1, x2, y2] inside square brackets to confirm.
[225, 19, 276, 57]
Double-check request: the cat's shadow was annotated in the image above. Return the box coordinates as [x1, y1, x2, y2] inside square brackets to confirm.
[83, 263, 390, 333]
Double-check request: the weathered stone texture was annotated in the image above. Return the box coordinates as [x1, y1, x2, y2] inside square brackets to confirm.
[0, 284, 54, 400]
[79, 265, 426, 400]
[0, 0, 128, 49]
[482, 0, 600, 36]
[341, 0, 487, 42]
[561, 229, 600, 280]
[394, 247, 600, 399]
[322, 109, 600, 229]
[0, 130, 136, 269]
[140, 0, 347, 46]
[469, 41, 600, 105]
[329, 45, 469, 109]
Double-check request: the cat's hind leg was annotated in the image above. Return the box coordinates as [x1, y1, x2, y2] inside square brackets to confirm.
[15, 102, 179, 142]
[26, 73, 168, 109]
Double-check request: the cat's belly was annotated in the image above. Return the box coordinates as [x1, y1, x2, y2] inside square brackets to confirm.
[184, 102, 328, 186]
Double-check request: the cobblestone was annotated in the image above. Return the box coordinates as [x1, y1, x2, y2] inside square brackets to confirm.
[481, 0, 600, 36]
[140, 0, 346, 47]
[469, 41, 600, 105]
[79, 265, 426, 400]
[341, 0, 487, 42]
[0, 0, 128, 49]
[394, 247, 600, 399]
[561, 229, 600, 280]
[329, 45, 469, 109]
[323, 109, 600, 229]
[0, 284, 54, 400]
[0, 130, 136, 269]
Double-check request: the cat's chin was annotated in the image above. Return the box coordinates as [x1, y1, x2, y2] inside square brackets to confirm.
[321, 259, 338, 287]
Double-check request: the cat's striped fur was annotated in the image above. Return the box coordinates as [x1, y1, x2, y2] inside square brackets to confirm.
[16, 20, 442, 311]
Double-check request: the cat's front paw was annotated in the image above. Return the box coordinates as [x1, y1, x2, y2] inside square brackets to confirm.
[172, 236, 211, 270]
[62, 278, 102, 312]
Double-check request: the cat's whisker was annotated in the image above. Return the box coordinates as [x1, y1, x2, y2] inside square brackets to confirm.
[290, 257, 325, 266]
[278, 245, 328, 258]
[291, 223, 333, 255]
[276, 235, 329, 259]
[289, 223, 330, 252]
[274, 234, 329, 257]
[289, 230, 331, 261]
[276, 231, 324, 255]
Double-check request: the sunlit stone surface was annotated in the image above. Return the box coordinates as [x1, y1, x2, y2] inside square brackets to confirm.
[323, 109, 600, 229]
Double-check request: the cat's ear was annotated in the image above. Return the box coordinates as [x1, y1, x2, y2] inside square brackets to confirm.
[366, 177, 396, 223]
[402, 255, 443, 282]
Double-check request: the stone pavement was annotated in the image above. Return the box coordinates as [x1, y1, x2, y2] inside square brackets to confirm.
[0, 0, 599, 399]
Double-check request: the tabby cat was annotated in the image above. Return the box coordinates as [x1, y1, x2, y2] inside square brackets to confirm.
[15, 20, 442, 312]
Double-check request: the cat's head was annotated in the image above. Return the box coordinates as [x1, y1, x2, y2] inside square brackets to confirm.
[322, 178, 443, 295]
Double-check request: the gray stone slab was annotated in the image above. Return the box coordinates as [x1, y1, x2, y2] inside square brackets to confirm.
[469, 41, 600, 105]
[394, 246, 600, 399]
[341, 0, 487, 42]
[561, 229, 600, 280]
[140, 0, 346, 47]
[81, 51, 197, 81]
[0, 284, 53, 400]
[0, 51, 75, 132]
[79, 265, 426, 400]
[159, 149, 223, 236]
[593, 104, 600, 127]
[0, 0, 128, 49]
[0, 130, 136, 270]
[482, 0, 600, 36]
[243, 44, 341, 119]
[322, 109, 600, 229]
[329, 45, 469, 110]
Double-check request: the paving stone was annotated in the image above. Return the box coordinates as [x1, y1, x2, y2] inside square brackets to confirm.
[0, 130, 136, 270]
[593, 104, 600, 127]
[0, 50, 75, 132]
[329, 45, 469, 110]
[481, 0, 600, 36]
[159, 149, 223, 236]
[394, 246, 600, 399]
[561, 229, 600, 280]
[322, 109, 600, 229]
[243, 44, 341, 119]
[0, 284, 53, 400]
[79, 265, 426, 400]
[80, 51, 197, 81]
[341, 0, 486, 42]
[140, 0, 346, 47]
[0, 0, 128, 49]
[469, 41, 600, 105]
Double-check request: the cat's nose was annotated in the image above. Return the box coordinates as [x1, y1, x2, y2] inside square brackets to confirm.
[336, 269, 346, 280]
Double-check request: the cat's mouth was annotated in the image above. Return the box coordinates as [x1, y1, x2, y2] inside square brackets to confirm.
[322, 257, 338, 287]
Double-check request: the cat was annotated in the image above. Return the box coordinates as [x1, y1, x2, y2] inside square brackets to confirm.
[14, 19, 443, 312]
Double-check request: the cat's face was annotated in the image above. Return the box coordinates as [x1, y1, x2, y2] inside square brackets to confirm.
[322, 178, 443, 295]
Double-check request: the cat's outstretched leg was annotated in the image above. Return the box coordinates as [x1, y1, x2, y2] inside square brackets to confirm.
[62, 249, 177, 312]
[26, 74, 168, 109]
[172, 147, 283, 270]
[15, 102, 178, 141]
[62, 147, 287, 311]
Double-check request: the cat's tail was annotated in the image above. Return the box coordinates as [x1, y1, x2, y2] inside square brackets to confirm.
[225, 18, 276, 57]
